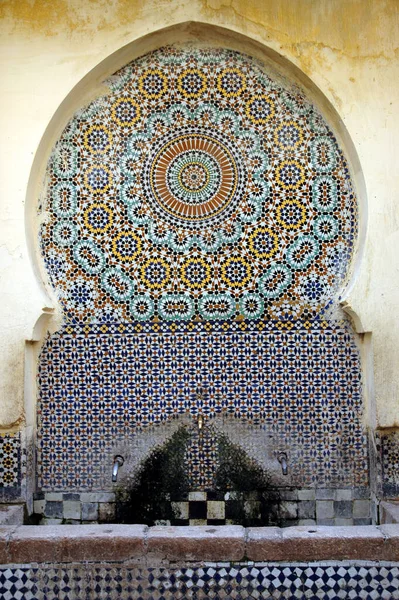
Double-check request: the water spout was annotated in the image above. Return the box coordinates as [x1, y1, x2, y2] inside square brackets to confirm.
[278, 452, 288, 476]
[197, 414, 204, 431]
[112, 455, 124, 482]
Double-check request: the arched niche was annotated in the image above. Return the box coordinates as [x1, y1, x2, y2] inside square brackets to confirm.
[27, 24, 371, 520]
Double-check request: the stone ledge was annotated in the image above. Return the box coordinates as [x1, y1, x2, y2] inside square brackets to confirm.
[0, 526, 18, 564]
[6, 525, 147, 564]
[379, 524, 399, 560]
[0, 524, 398, 565]
[147, 525, 245, 563]
[247, 525, 388, 561]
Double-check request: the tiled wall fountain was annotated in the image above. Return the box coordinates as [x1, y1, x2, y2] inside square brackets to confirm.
[28, 44, 373, 528]
[3, 39, 399, 600]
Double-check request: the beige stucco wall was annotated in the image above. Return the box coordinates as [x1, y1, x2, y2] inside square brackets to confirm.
[0, 0, 398, 430]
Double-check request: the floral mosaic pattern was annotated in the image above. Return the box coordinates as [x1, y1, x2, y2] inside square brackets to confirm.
[40, 47, 358, 323]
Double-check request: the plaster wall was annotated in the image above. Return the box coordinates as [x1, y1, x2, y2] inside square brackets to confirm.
[0, 0, 398, 430]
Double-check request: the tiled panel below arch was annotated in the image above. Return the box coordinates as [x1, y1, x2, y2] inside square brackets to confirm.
[37, 319, 368, 492]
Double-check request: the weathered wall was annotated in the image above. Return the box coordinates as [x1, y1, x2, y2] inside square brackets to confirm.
[0, 0, 398, 433]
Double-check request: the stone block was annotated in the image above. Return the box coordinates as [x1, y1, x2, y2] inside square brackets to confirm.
[63, 493, 80, 501]
[354, 518, 372, 526]
[298, 519, 316, 526]
[188, 491, 206, 501]
[171, 502, 188, 520]
[81, 503, 98, 521]
[33, 500, 45, 515]
[64, 519, 81, 525]
[44, 501, 63, 519]
[280, 525, 385, 561]
[45, 493, 63, 501]
[298, 489, 316, 501]
[224, 491, 240, 501]
[318, 518, 335, 526]
[335, 489, 353, 501]
[82, 520, 99, 524]
[0, 526, 14, 563]
[246, 525, 389, 561]
[9, 524, 147, 563]
[41, 518, 63, 525]
[246, 527, 285, 561]
[380, 501, 399, 524]
[279, 501, 297, 520]
[298, 501, 316, 520]
[316, 500, 334, 520]
[379, 524, 399, 560]
[63, 501, 81, 520]
[147, 525, 245, 562]
[316, 489, 336, 500]
[335, 518, 354, 526]
[353, 488, 370, 500]
[98, 503, 116, 523]
[280, 490, 298, 501]
[353, 500, 370, 519]
[0, 505, 24, 525]
[243, 499, 261, 518]
[334, 501, 353, 518]
[189, 519, 207, 526]
[79, 492, 115, 503]
[207, 501, 225, 520]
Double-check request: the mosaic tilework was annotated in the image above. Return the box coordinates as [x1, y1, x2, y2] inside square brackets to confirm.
[185, 425, 218, 490]
[37, 319, 368, 491]
[1, 563, 398, 599]
[39, 46, 358, 324]
[0, 433, 21, 488]
[381, 431, 399, 497]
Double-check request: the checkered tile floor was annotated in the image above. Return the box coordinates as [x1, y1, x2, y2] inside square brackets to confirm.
[1, 563, 398, 599]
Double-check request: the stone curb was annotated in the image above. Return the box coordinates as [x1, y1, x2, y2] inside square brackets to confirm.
[4, 525, 147, 565]
[147, 525, 245, 562]
[0, 524, 398, 565]
[247, 525, 389, 561]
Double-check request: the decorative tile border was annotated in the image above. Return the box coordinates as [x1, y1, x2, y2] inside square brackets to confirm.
[32, 488, 371, 527]
[0, 562, 398, 599]
[0, 433, 21, 488]
[0, 433, 26, 502]
[381, 431, 399, 498]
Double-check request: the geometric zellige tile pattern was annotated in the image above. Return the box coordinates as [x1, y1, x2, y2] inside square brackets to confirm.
[1, 563, 398, 600]
[0, 433, 21, 488]
[40, 46, 358, 325]
[37, 319, 368, 491]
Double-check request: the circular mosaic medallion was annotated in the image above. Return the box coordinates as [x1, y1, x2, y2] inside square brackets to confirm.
[40, 46, 358, 323]
[145, 131, 242, 228]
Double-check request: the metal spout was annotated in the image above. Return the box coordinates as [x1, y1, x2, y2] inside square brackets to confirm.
[112, 455, 124, 482]
[197, 414, 204, 431]
[278, 452, 288, 476]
